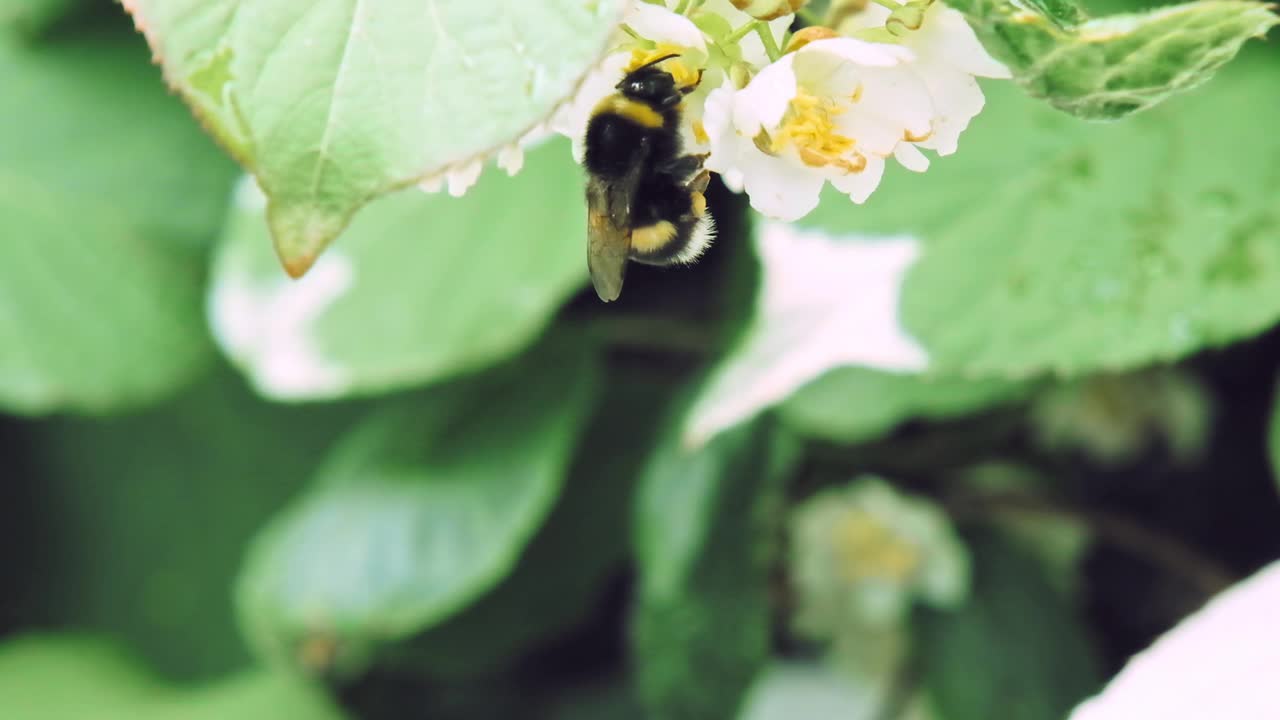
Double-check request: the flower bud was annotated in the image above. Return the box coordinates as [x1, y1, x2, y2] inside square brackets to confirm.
[730, 0, 808, 21]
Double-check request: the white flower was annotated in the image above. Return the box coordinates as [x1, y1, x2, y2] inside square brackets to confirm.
[548, 0, 794, 159]
[839, 1, 1011, 158]
[703, 37, 933, 219]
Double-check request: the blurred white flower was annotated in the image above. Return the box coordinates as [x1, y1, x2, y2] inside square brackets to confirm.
[790, 476, 969, 638]
[702, 37, 930, 219]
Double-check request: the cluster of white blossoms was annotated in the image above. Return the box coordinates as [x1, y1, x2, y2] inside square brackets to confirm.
[546, 0, 1010, 221]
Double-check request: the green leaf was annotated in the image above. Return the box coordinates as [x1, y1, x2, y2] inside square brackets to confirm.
[404, 365, 677, 678]
[236, 337, 598, 677]
[9, 366, 362, 680]
[121, 0, 623, 276]
[916, 531, 1101, 720]
[209, 140, 586, 401]
[804, 56, 1280, 379]
[633, 419, 795, 720]
[779, 368, 1027, 444]
[948, 0, 1277, 118]
[2, 0, 81, 36]
[0, 28, 238, 414]
[0, 635, 345, 720]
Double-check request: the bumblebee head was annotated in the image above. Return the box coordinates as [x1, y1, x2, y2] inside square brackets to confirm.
[617, 54, 682, 107]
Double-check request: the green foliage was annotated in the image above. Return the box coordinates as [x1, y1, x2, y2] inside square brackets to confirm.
[120, 0, 623, 275]
[633, 420, 795, 720]
[11, 367, 361, 680]
[406, 366, 676, 678]
[0, 635, 344, 720]
[236, 338, 597, 677]
[916, 532, 1102, 720]
[804, 57, 1280, 379]
[779, 368, 1028, 443]
[0, 26, 237, 414]
[2, 0, 83, 36]
[209, 141, 587, 400]
[2, 2, 1278, 719]
[948, 0, 1277, 118]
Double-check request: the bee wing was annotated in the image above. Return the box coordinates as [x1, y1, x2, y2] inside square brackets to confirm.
[586, 171, 641, 302]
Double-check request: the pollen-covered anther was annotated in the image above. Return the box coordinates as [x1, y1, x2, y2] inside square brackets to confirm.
[770, 89, 862, 172]
[692, 119, 710, 144]
[832, 510, 923, 584]
[903, 127, 933, 142]
[785, 26, 840, 54]
[626, 43, 701, 89]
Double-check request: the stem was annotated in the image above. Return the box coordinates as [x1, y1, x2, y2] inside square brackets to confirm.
[724, 19, 759, 45]
[674, 0, 692, 14]
[946, 492, 1237, 597]
[869, 0, 903, 9]
[754, 22, 783, 61]
[851, 26, 899, 43]
[619, 23, 642, 41]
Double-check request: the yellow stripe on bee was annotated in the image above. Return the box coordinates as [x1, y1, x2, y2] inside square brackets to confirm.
[631, 221, 678, 252]
[690, 191, 707, 218]
[595, 95, 665, 129]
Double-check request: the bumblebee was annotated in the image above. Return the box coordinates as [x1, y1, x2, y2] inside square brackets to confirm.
[583, 54, 715, 302]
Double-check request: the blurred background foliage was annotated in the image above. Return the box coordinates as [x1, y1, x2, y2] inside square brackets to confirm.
[2, 1, 1279, 719]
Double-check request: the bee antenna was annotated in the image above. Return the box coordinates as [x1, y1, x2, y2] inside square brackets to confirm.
[635, 53, 681, 71]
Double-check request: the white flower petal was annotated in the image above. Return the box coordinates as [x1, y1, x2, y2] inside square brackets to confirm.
[803, 37, 914, 69]
[911, 4, 1011, 79]
[1069, 560, 1280, 720]
[894, 142, 930, 172]
[733, 53, 797, 132]
[831, 153, 886, 203]
[912, 68, 985, 155]
[624, 1, 708, 54]
[740, 148, 827, 221]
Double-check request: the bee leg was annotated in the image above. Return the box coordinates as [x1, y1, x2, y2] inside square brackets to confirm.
[686, 169, 711, 195]
[658, 153, 710, 181]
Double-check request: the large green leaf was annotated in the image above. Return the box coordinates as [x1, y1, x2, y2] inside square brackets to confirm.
[209, 140, 586, 401]
[8, 366, 361, 680]
[803, 55, 1280, 379]
[0, 635, 344, 720]
[916, 532, 1101, 720]
[947, 0, 1277, 118]
[779, 368, 1027, 444]
[0, 27, 238, 414]
[633, 419, 796, 719]
[236, 337, 598, 677]
[2, 0, 81, 36]
[121, 0, 622, 276]
[404, 365, 677, 678]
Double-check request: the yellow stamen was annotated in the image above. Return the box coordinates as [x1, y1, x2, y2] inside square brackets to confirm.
[770, 88, 862, 173]
[692, 119, 709, 144]
[831, 509, 922, 585]
[626, 43, 702, 90]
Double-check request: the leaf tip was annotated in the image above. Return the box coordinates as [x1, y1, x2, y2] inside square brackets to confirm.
[266, 200, 355, 280]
